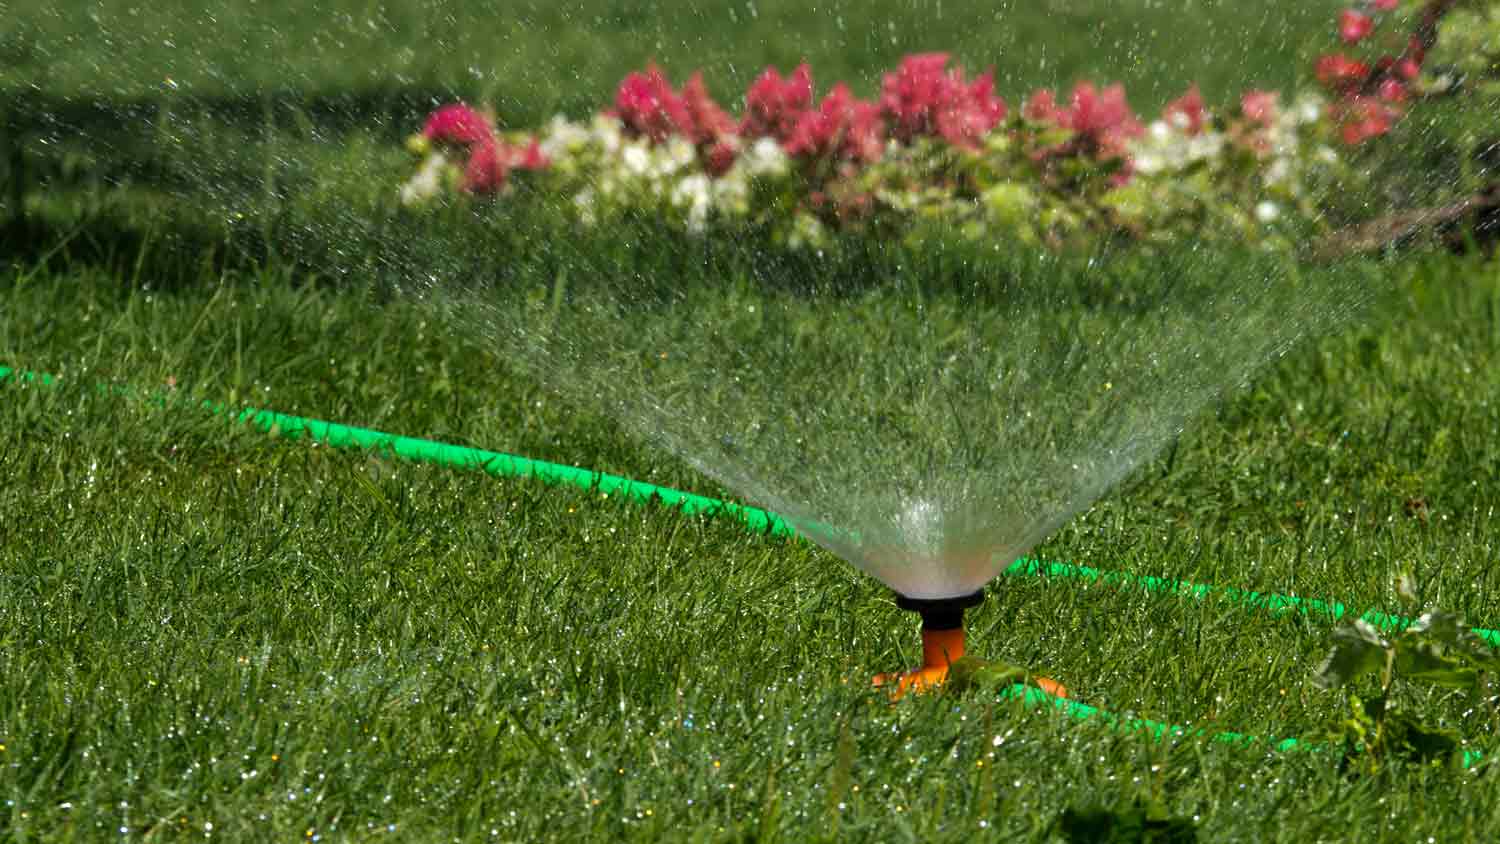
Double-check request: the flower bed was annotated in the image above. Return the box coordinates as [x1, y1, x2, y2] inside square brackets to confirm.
[400, 0, 1494, 251]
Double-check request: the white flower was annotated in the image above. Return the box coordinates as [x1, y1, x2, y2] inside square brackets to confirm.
[398, 152, 449, 206]
[1264, 157, 1291, 186]
[1129, 122, 1224, 176]
[573, 189, 598, 225]
[646, 137, 697, 178]
[621, 141, 652, 176]
[712, 171, 750, 215]
[539, 115, 590, 160]
[1254, 200, 1280, 223]
[672, 173, 713, 232]
[591, 115, 624, 154]
[673, 173, 711, 207]
[1293, 94, 1324, 125]
[1185, 131, 1224, 161]
[1133, 150, 1165, 175]
[742, 137, 789, 177]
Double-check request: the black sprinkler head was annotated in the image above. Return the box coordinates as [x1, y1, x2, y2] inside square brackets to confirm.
[894, 589, 985, 631]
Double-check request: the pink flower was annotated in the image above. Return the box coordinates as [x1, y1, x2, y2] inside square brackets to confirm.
[742, 63, 814, 142]
[1396, 57, 1421, 80]
[416, 103, 548, 195]
[1162, 85, 1206, 134]
[878, 53, 1006, 149]
[1022, 89, 1064, 124]
[785, 83, 885, 164]
[610, 64, 738, 174]
[611, 63, 694, 143]
[1240, 90, 1279, 125]
[679, 72, 737, 146]
[422, 103, 495, 146]
[1023, 82, 1141, 167]
[1315, 53, 1370, 91]
[1339, 9, 1374, 44]
[1378, 77, 1408, 102]
[1061, 82, 1143, 156]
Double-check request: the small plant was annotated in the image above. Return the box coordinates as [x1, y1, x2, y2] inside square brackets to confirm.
[1313, 582, 1500, 770]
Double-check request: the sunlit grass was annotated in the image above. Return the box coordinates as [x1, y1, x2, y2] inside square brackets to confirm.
[5, 0, 1500, 839]
[3, 248, 1500, 840]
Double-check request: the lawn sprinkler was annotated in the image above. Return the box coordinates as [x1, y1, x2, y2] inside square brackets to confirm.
[872, 589, 1068, 700]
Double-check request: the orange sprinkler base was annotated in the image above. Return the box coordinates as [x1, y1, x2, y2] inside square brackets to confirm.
[873, 593, 1068, 700]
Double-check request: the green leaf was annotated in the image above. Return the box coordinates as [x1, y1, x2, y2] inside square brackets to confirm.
[943, 656, 1027, 696]
[1394, 611, 1500, 688]
[1314, 619, 1389, 689]
[1394, 641, 1478, 688]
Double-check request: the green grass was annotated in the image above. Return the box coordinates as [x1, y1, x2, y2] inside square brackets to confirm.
[6, 1, 1500, 841]
[5, 246, 1500, 841]
[5, 0, 1340, 106]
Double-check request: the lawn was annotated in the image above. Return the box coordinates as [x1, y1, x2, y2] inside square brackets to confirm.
[5, 1, 1500, 842]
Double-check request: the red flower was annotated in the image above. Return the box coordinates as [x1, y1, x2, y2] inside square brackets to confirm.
[1315, 53, 1370, 91]
[1339, 9, 1374, 44]
[457, 138, 549, 194]
[785, 83, 885, 164]
[1334, 96, 1396, 144]
[611, 63, 694, 143]
[510, 139, 550, 172]
[1240, 90, 1279, 125]
[742, 63, 814, 142]
[1372, 0, 1399, 10]
[1396, 56, 1421, 80]
[703, 139, 739, 177]
[1404, 35, 1427, 66]
[462, 142, 507, 193]
[1163, 85, 1206, 134]
[1377, 77, 1408, 102]
[422, 103, 495, 146]
[878, 53, 1006, 149]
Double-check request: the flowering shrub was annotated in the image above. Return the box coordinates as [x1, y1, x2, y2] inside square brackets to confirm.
[399, 0, 1493, 251]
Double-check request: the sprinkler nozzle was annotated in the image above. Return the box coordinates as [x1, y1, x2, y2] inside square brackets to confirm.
[872, 589, 1068, 700]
